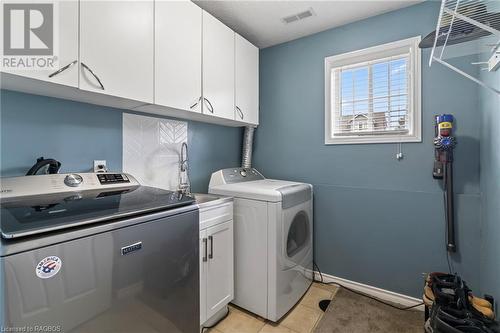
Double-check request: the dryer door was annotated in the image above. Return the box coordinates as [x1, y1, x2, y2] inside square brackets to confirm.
[270, 200, 313, 321]
[282, 201, 312, 268]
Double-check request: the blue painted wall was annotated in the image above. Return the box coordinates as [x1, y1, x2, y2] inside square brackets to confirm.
[0, 90, 242, 192]
[479, 66, 500, 313]
[255, 1, 482, 297]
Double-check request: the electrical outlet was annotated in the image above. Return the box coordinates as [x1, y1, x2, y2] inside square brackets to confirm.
[93, 160, 107, 173]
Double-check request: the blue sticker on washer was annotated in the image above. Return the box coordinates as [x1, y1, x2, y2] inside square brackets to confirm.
[36, 256, 62, 279]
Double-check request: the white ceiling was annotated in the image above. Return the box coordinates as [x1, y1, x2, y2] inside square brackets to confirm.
[194, 0, 423, 48]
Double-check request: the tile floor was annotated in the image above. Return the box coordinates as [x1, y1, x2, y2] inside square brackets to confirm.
[208, 283, 339, 333]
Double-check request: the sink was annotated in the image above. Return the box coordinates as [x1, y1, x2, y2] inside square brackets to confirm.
[193, 193, 219, 204]
[193, 193, 232, 208]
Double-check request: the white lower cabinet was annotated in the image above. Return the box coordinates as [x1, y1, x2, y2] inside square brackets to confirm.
[199, 202, 234, 326]
[205, 221, 233, 318]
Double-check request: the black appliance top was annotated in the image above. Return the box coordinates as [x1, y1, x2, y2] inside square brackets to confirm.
[0, 186, 195, 239]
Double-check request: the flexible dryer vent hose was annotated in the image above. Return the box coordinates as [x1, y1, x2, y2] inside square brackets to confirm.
[241, 126, 256, 169]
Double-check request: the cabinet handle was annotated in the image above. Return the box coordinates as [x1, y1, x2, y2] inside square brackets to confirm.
[81, 62, 105, 90]
[190, 96, 202, 109]
[236, 106, 244, 120]
[203, 97, 214, 114]
[202, 238, 208, 262]
[208, 235, 213, 259]
[48, 60, 77, 78]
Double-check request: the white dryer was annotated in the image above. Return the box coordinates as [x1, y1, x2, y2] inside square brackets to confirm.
[209, 168, 313, 322]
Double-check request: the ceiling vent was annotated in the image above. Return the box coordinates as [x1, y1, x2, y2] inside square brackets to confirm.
[282, 8, 315, 24]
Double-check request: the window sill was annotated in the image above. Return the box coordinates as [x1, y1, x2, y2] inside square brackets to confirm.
[324, 134, 422, 145]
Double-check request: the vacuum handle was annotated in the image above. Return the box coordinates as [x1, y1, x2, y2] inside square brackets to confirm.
[444, 163, 456, 253]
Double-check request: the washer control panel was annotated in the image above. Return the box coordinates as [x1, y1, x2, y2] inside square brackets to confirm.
[97, 173, 130, 185]
[221, 168, 264, 184]
[0, 173, 139, 199]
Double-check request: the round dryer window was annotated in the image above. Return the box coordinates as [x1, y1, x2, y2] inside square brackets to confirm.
[286, 211, 310, 258]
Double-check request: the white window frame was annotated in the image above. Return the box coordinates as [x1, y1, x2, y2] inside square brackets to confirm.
[324, 36, 422, 145]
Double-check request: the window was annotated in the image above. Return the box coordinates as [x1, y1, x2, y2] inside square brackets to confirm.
[325, 37, 421, 144]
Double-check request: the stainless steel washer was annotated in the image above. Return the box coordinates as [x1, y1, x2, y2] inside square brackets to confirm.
[0, 173, 199, 333]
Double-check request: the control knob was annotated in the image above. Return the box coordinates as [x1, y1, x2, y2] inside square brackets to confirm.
[64, 174, 83, 187]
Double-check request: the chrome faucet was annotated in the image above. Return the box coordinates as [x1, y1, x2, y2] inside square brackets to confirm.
[180, 142, 188, 172]
[178, 142, 191, 194]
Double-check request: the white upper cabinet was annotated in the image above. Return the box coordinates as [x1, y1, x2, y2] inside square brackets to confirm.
[79, 1, 154, 103]
[155, 1, 202, 112]
[1, 1, 259, 127]
[0, 0, 79, 87]
[202, 11, 235, 120]
[235, 34, 259, 125]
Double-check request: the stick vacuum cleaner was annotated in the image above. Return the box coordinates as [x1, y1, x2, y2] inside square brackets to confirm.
[433, 114, 457, 253]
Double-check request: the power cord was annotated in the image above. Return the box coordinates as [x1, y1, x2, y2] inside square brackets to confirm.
[313, 262, 424, 311]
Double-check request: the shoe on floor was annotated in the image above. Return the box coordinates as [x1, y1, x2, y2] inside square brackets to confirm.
[428, 274, 494, 319]
[424, 292, 434, 307]
[470, 296, 493, 310]
[432, 306, 492, 333]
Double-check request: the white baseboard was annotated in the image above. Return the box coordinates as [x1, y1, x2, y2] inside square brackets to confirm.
[313, 271, 425, 311]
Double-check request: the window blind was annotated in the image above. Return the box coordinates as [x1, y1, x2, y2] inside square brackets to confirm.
[332, 54, 411, 136]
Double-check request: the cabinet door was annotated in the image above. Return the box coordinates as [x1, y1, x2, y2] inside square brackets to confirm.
[0, 0, 79, 87]
[155, 1, 202, 112]
[200, 229, 208, 325]
[235, 34, 259, 125]
[202, 11, 235, 120]
[79, 0, 153, 102]
[206, 220, 234, 319]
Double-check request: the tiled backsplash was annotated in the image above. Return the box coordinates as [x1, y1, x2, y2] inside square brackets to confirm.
[123, 113, 187, 190]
